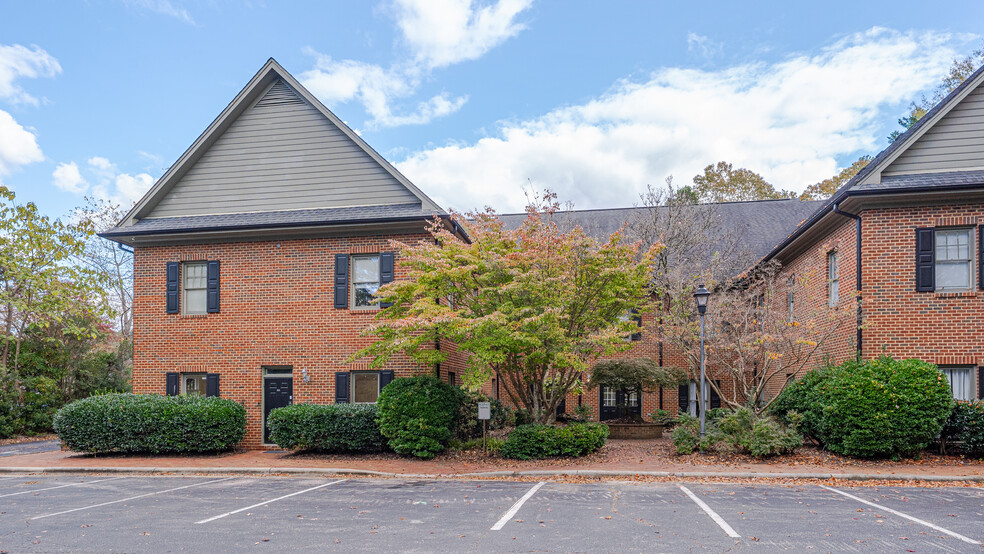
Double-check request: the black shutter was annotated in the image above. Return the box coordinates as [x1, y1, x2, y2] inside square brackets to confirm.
[206, 261, 220, 313]
[379, 370, 394, 392]
[334, 254, 349, 309]
[206, 373, 220, 397]
[379, 252, 395, 308]
[979, 227, 984, 290]
[335, 371, 350, 403]
[916, 228, 935, 292]
[166, 262, 179, 314]
[166, 372, 179, 396]
[678, 384, 689, 415]
[630, 309, 642, 341]
[978, 367, 984, 399]
[710, 380, 721, 409]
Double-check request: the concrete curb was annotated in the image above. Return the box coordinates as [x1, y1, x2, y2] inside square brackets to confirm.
[0, 466, 982, 482]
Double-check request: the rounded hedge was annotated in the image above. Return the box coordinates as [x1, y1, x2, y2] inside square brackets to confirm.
[940, 401, 984, 457]
[769, 365, 833, 444]
[53, 393, 246, 454]
[376, 375, 459, 459]
[499, 422, 609, 460]
[773, 357, 953, 458]
[267, 403, 385, 452]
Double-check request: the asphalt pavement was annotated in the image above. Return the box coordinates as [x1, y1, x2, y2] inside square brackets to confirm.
[0, 474, 982, 552]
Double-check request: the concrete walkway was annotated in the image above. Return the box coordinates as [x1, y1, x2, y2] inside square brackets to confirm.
[1, 439, 983, 482]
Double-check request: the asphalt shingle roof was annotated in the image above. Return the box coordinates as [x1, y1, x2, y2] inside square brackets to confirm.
[497, 198, 823, 265]
[853, 169, 984, 192]
[100, 203, 439, 238]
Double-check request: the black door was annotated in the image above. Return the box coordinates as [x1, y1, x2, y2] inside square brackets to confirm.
[263, 377, 293, 444]
[599, 386, 642, 421]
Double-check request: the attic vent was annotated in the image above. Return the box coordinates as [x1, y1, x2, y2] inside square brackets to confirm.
[256, 80, 303, 107]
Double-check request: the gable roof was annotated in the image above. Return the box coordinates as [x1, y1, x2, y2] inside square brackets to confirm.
[498, 198, 822, 268]
[108, 58, 443, 239]
[760, 62, 984, 265]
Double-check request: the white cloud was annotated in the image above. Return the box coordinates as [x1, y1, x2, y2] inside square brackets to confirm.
[52, 161, 88, 194]
[0, 44, 61, 106]
[687, 32, 722, 60]
[300, 0, 530, 127]
[122, 0, 195, 25]
[112, 172, 155, 204]
[0, 110, 44, 176]
[393, 0, 533, 69]
[397, 28, 964, 212]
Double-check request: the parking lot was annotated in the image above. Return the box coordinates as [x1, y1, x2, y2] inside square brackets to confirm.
[0, 474, 982, 552]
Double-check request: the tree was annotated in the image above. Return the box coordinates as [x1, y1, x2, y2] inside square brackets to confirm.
[353, 191, 659, 424]
[889, 46, 984, 142]
[72, 197, 134, 342]
[692, 162, 795, 203]
[587, 358, 685, 420]
[799, 156, 872, 200]
[657, 263, 854, 415]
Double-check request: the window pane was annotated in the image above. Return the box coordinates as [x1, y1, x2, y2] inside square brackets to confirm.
[182, 373, 206, 396]
[627, 391, 638, 407]
[353, 256, 379, 284]
[353, 373, 379, 403]
[942, 368, 973, 401]
[937, 230, 972, 261]
[936, 261, 970, 289]
[603, 387, 616, 407]
[354, 283, 379, 307]
[186, 288, 207, 314]
[184, 263, 207, 290]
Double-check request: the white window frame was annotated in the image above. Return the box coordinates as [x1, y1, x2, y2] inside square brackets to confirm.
[351, 372, 381, 404]
[934, 228, 974, 292]
[182, 261, 208, 315]
[939, 366, 975, 401]
[602, 386, 616, 407]
[827, 251, 839, 307]
[181, 372, 207, 396]
[350, 254, 381, 310]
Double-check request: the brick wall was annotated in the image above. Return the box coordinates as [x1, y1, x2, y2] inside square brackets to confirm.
[133, 233, 434, 449]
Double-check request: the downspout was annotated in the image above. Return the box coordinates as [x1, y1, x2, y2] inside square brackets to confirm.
[831, 203, 862, 359]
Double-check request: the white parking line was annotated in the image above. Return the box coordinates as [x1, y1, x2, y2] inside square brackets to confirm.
[31, 477, 234, 520]
[678, 485, 741, 538]
[491, 482, 545, 531]
[195, 479, 346, 524]
[819, 485, 980, 545]
[0, 477, 125, 498]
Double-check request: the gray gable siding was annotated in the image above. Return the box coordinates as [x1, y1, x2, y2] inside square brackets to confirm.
[146, 79, 419, 219]
[884, 80, 984, 176]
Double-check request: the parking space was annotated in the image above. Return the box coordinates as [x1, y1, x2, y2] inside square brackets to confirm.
[0, 474, 982, 552]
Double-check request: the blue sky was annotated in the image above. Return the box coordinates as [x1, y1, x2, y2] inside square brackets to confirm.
[1, 1, 983, 217]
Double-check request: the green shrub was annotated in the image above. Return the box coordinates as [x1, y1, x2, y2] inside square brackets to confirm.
[940, 401, 984, 457]
[267, 404, 384, 452]
[53, 393, 246, 454]
[671, 409, 801, 457]
[816, 357, 953, 458]
[769, 365, 832, 443]
[499, 422, 609, 460]
[454, 389, 510, 440]
[376, 375, 459, 459]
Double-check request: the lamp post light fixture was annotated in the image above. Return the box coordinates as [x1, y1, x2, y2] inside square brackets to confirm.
[693, 284, 711, 441]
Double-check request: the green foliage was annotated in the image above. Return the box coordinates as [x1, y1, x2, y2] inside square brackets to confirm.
[266, 404, 385, 452]
[772, 357, 953, 458]
[566, 404, 593, 422]
[353, 191, 658, 424]
[939, 401, 984, 457]
[648, 409, 674, 425]
[53, 393, 245, 454]
[671, 410, 802, 458]
[499, 423, 609, 460]
[800, 156, 871, 200]
[454, 389, 510, 440]
[375, 376, 459, 459]
[692, 161, 795, 203]
[588, 359, 686, 420]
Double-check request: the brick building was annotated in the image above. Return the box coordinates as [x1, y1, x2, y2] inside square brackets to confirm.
[104, 59, 984, 447]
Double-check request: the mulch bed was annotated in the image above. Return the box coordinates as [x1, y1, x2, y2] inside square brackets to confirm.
[0, 434, 57, 447]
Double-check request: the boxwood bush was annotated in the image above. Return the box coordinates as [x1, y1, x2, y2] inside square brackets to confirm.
[671, 410, 802, 457]
[267, 403, 385, 452]
[376, 375, 459, 459]
[499, 422, 609, 460]
[769, 365, 833, 444]
[939, 401, 984, 457]
[53, 393, 245, 454]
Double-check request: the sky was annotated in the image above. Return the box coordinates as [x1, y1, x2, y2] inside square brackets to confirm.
[1, 0, 983, 219]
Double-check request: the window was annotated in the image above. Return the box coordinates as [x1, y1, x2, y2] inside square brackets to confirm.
[935, 229, 973, 291]
[183, 262, 208, 314]
[627, 390, 638, 407]
[603, 387, 616, 407]
[448, 372, 457, 387]
[181, 373, 207, 396]
[351, 254, 380, 308]
[787, 276, 796, 322]
[618, 310, 642, 342]
[352, 372, 380, 403]
[827, 251, 839, 306]
[940, 366, 974, 401]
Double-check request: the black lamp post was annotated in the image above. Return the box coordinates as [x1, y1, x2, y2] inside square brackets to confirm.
[693, 284, 710, 440]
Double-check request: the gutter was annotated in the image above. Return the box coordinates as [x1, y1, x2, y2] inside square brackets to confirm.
[831, 203, 862, 359]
